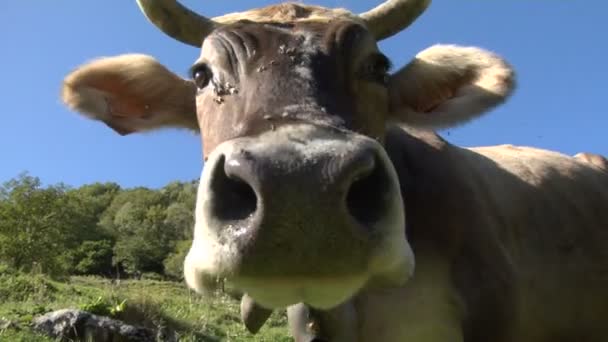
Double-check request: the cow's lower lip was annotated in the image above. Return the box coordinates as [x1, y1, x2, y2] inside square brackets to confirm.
[232, 275, 367, 309]
[182, 239, 370, 308]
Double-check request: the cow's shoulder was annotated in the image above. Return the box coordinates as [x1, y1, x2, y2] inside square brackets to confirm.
[467, 144, 608, 207]
[470, 144, 605, 179]
[385, 125, 608, 238]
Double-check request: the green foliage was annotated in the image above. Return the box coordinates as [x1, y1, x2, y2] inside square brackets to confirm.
[111, 298, 127, 316]
[111, 201, 172, 274]
[0, 262, 14, 275]
[0, 173, 79, 276]
[99, 184, 197, 275]
[79, 295, 113, 316]
[68, 239, 114, 275]
[79, 295, 127, 317]
[0, 272, 57, 302]
[0, 172, 198, 279]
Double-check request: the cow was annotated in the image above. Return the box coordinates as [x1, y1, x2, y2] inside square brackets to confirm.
[574, 152, 608, 172]
[60, 0, 608, 341]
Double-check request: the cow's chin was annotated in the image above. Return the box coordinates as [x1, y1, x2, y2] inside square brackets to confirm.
[183, 227, 415, 309]
[233, 276, 367, 309]
[183, 244, 361, 308]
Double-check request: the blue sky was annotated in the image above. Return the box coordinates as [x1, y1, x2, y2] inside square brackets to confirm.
[2, 0, 606, 188]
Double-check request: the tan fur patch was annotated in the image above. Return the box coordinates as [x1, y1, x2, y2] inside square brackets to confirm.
[388, 44, 516, 129]
[574, 152, 608, 171]
[213, 2, 365, 26]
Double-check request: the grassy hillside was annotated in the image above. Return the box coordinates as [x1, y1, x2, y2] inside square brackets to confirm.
[0, 271, 291, 341]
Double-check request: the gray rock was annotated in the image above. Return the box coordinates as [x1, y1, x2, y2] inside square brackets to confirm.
[33, 309, 156, 342]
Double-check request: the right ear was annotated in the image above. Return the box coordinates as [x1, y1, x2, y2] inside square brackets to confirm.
[61, 54, 198, 135]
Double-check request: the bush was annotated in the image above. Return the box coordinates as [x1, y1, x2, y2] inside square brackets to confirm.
[68, 240, 114, 276]
[0, 272, 57, 302]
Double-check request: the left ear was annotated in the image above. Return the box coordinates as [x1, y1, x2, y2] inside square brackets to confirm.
[388, 44, 516, 129]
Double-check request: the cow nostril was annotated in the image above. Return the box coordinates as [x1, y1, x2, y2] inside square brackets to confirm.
[345, 156, 390, 229]
[210, 155, 258, 221]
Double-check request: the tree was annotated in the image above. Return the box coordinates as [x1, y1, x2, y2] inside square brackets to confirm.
[59, 182, 120, 275]
[69, 239, 114, 275]
[0, 173, 82, 275]
[101, 189, 174, 275]
[0, 173, 198, 279]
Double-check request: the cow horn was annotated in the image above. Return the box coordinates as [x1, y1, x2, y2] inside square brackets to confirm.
[135, 0, 218, 47]
[359, 0, 432, 41]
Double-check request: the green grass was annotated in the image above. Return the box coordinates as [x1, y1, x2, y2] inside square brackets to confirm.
[0, 272, 291, 341]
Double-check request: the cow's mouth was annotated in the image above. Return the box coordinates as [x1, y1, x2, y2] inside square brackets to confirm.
[184, 124, 415, 309]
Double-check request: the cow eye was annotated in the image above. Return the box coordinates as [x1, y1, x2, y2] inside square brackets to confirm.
[360, 54, 392, 86]
[190, 64, 212, 89]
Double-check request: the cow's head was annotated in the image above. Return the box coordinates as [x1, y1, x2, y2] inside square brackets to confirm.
[61, 0, 515, 309]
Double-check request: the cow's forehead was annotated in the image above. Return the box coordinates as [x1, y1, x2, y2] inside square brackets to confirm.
[201, 2, 375, 57]
[212, 2, 366, 27]
[195, 18, 383, 159]
[201, 18, 375, 57]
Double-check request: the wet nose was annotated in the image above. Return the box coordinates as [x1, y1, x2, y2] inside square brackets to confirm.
[206, 142, 392, 232]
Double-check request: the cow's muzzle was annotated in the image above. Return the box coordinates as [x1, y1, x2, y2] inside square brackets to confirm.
[185, 124, 414, 309]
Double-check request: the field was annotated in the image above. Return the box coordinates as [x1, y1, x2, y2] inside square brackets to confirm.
[0, 271, 291, 341]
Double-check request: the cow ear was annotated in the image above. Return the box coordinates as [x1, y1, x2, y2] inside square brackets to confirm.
[388, 44, 515, 129]
[61, 54, 198, 135]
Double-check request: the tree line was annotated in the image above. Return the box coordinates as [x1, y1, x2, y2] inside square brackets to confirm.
[0, 172, 197, 280]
